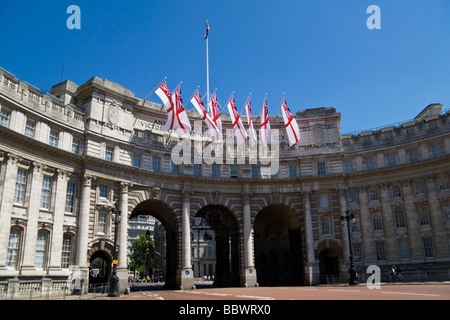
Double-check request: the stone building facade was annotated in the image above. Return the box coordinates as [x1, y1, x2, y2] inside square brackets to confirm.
[0, 66, 449, 294]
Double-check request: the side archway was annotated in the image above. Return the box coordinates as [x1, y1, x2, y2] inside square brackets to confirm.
[254, 204, 304, 286]
[130, 199, 179, 289]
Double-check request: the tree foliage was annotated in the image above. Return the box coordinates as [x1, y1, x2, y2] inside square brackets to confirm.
[130, 234, 155, 275]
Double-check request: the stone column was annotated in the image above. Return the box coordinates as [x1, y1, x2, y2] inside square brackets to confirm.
[338, 190, 350, 260]
[48, 169, 71, 274]
[303, 191, 319, 285]
[426, 176, 447, 259]
[380, 184, 398, 262]
[0, 153, 22, 269]
[75, 173, 96, 270]
[358, 188, 376, 265]
[180, 189, 194, 290]
[117, 181, 131, 294]
[402, 180, 421, 261]
[242, 191, 257, 287]
[21, 161, 46, 273]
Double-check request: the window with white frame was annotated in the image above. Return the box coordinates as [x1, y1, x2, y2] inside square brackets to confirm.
[40, 175, 52, 209]
[317, 162, 326, 176]
[97, 212, 107, 234]
[398, 239, 410, 260]
[61, 233, 73, 268]
[437, 175, 449, 191]
[105, 146, 114, 161]
[35, 231, 48, 269]
[49, 130, 59, 147]
[321, 217, 331, 236]
[65, 181, 75, 213]
[417, 206, 430, 226]
[422, 238, 434, 258]
[372, 212, 383, 231]
[0, 108, 11, 127]
[72, 138, 81, 154]
[318, 193, 329, 208]
[375, 241, 386, 261]
[392, 184, 402, 199]
[25, 120, 35, 138]
[394, 209, 406, 229]
[414, 180, 425, 195]
[14, 168, 27, 204]
[369, 188, 379, 202]
[7, 227, 21, 267]
[99, 183, 108, 199]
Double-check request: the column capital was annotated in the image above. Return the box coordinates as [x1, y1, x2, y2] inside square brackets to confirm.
[57, 169, 71, 181]
[120, 181, 133, 193]
[32, 161, 47, 175]
[6, 152, 22, 167]
[82, 173, 96, 186]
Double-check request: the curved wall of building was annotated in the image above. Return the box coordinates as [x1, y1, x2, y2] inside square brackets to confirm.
[0, 67, 449, 294]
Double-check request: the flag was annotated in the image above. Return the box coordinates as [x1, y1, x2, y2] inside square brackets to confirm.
[155, 80, 172, 108]
[209, 91, 222, 139]
[280, 95, 300, 146]
[244, 95, 257, 147]
[204, 21, 210, 40]
[260, 95, 272, 145]
[163, 84, 191, 137]
[190, 88, 221, 141]
[226, 93, 247, 146]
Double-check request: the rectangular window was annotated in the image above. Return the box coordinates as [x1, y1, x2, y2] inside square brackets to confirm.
[437, 175, 449, 191]
[386, 154, 396, 167]
[230, 166, 238, 178]
[318, 194, 329, 208]
[289, 165, 297, 178]
[414, 180, 425, 195]
[392, 184, 402, 199]
[61, 234, 72, 268]
[72, 138, 81, 154]
[105, 146, 114, 161]
[398, 239, 410, 260]
[369, 188, 379, 202]
[347, 190, 357, 205]
[344, 161, 354, 173]
[171, 162, 179, 174]
[317, 162, 326, 176]
[212, 164, 220, 178]
[353, 243, 362, 263]
[98, 212, 107, 234]
[133, 154, 141, 168]
[40, 175, 52, 209]
[7, 228, 21, 267]
[193, 164, 201, 177]
[394, 209, 406, 228]
[14, 168, 27, 204]
[152, 157, 160, 171]
[375, 241, 386, 261]
[65, 181, 75, 213]
[252, 166, 260, 179]
[417, 206, 430, 226]
[49, 130, 59, 147]
[35, 231, 47, 269]
[321, 217, 331, 236]
[432, 144, 443, 158]
[372, 213, 383, 231]
[25, 120, 35, 138]
[99, 183, 108, 199]
[365, 158, 375, 171]
[0, 108, 11, 127]
[422, 238, 434, 258]
[408, 149, 419, 163]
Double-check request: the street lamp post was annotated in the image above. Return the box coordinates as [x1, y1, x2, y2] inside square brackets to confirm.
[108, 202, 122, 297]
[341, 210, 357, 285]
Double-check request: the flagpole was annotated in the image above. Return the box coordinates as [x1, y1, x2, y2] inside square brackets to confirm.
[205, 19, 210, 111]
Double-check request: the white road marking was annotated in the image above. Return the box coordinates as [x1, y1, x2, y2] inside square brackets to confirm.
[382, 291, 440, 297]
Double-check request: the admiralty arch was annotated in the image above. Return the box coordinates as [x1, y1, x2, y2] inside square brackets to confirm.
[0, 66, 449, 294]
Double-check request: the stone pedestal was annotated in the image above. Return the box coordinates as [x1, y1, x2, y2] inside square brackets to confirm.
[179, 268, 194, 290]
[242, 267, 258, 287]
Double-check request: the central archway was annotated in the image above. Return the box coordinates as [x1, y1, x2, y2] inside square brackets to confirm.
[196, 205, 240, 287]
[254, 204, 304, 286]
[130, 199, 179, 289]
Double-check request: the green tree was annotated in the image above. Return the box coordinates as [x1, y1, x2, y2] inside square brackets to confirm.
[130, 234, 155, 277]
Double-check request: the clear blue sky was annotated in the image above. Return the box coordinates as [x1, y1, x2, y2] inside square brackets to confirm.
[1, 0, 449, 133]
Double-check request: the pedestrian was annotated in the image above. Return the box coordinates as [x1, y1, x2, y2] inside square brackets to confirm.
[396, 266, 403, 281]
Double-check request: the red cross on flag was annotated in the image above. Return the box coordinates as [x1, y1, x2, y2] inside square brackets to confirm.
[280, 95, 300, 146]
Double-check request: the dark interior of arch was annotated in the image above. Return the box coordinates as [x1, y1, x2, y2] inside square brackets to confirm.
[131, 199, 178, 289]
[196, 205, 240, 287]
[254, 204, 304, 286]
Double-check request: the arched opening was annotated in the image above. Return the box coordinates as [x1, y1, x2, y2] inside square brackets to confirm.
[130, 199, 178, 289]
[316, 240, 343, 284]
[89, 250, 110, 286]
[254, 204, 304, 286]
[195, 205, 240, 287]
